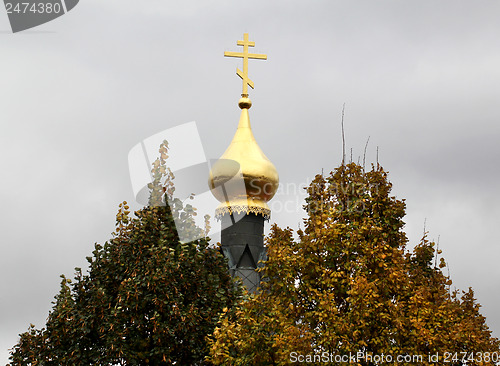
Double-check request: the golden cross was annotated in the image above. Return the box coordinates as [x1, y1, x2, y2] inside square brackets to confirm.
[224, 33, 267, 96]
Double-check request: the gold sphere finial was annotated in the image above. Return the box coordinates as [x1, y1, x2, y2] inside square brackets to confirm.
[238, 96, 252, 109]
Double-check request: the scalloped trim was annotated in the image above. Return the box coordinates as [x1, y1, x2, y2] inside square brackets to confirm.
[215, 204, 271, 220]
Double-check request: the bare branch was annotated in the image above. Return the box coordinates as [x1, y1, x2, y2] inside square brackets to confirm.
[341, 103, 346, 165]
[363, 136, 370, 171]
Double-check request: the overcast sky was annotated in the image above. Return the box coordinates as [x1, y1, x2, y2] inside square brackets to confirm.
[1, 0, 500, 362]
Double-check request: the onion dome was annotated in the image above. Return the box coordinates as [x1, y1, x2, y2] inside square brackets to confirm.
[208, 96, 279, 220]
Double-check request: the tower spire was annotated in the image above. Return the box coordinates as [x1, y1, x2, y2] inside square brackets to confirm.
[209, 34, 278, 293]
[224, 33, 267, 97]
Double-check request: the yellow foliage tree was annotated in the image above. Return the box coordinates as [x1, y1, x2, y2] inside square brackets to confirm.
[209, 163, 499, 365]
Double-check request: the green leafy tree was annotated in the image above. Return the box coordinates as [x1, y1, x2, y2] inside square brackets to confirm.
[209, 162, 499, 365]
[9, 141, 241, 365]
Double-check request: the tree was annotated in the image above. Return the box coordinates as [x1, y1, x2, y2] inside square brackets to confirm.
[9, 141, 241, 365]
[208, 162, 500, 365]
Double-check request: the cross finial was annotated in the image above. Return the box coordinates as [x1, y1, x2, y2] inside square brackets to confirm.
[224, 33, 267, 97]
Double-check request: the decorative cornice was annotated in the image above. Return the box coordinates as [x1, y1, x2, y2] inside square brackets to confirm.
[215, 204, 270, 220]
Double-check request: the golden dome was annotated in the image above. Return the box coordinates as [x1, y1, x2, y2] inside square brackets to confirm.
[208, 97, 279, 219]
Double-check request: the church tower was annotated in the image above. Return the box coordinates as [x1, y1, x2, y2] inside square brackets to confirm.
[208, 34, 279, 293]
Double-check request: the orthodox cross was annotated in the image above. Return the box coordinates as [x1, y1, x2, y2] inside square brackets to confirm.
[224, 33, 267, 96]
